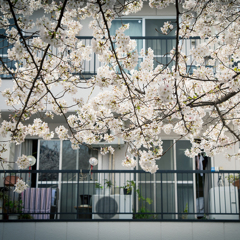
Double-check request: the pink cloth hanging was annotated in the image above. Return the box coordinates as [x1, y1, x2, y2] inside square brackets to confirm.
[21, 188, 52, 219]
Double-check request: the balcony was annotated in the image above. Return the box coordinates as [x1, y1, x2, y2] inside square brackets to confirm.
[0, 36, 204, 79]
[0, 169, 239, 221]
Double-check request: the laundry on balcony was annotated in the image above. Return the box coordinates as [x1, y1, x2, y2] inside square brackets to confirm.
[21, 188, 57, 220]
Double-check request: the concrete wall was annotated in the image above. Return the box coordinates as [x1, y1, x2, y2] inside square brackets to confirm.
[0, 222, 239, 240]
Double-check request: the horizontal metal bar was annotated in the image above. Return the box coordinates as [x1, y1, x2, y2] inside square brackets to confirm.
[0, 35, 201, 40]
[1, 169, 240, 173]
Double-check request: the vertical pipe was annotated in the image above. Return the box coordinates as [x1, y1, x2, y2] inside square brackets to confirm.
[76, 170, 79, 220]
[218, 172, 221, 213]
[193, 156, 197, 219]
[166, 172, 168, 217]
[229, 173, 232, 213]
[58, 140, 63, 220]
[187, 173, 189, 217]
[112, 151, 115, 193]
[66, 173, 68, 215]
[161, 172, 163, 220]
[173, 139, 177, 219]
[109, 153, 112, 174]
[213, 172, 216, 214]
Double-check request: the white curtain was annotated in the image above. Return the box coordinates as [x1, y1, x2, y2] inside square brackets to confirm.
[21, 139, 33, 156]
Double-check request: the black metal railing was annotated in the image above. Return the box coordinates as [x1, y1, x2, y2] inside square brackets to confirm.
[0, 169, 239, 221]
[0, 36, 203, 79]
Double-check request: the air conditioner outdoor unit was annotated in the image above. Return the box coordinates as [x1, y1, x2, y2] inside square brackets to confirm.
[92, 195, 132, 219]
[209, 186, 239, 219]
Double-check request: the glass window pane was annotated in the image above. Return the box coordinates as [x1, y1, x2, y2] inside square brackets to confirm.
[39, 140, 60, 181]
[62, 140, 77, 181]
[176, 140, 193, 180]
[62, 142, 98, 181]
[145, 19, 176, 67]
[0, 39, 13, 55]
[145, 19, 176, 37]
[78, 145, 98, 170]
[156, 140, 174, 181]
[110, 19, 142, 36]
[62, 140, 77, 170]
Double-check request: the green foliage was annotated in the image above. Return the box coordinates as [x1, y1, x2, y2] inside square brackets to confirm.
[182, 203, 188, 219]
[135, 206, 152, 219]
[184, 203, 188, 213]
[19, 213, 33, 219]
[104, 179, 113, 188]
[122, 180, 135, 194]
[5, 200, 23, 213]
[225, 174, 240, 184]
[0, 192, 9, 201]
[95, 182, 103, 189]
[134, 188, 153, 219]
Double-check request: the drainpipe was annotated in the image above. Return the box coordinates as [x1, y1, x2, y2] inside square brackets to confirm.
[109, 152, 112, 170]
[109, 153, 112, 189]
[112, 151, 115, 193]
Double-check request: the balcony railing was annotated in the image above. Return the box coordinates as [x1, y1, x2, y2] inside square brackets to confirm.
[0, 169, 239, 221]
[0, 36, 203, 79]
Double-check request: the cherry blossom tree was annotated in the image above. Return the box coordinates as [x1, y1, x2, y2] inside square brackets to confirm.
[0, 0, 240, 192]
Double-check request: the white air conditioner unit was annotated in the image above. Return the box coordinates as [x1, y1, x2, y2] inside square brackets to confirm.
[209, 186, 239, 219]
[92, 195, 132, 219]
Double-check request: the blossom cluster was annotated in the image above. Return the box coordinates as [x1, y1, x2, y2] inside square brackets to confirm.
[122, 156, 137, 168]
[16, 155, 30, 169]
[100, 146, 115, 155]
[14, 179, 29, 194]
[161, 21, 174, 35]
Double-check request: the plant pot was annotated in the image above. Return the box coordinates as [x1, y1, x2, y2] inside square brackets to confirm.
[232, 180, 240, 189]
[114, 187, 120, 195]
[95, 188, 103, 195]
[123, 188, 132, 195]
[4, 176, 20, 186]
[104, 188, 111, 195]
[80, 194, 91, 205]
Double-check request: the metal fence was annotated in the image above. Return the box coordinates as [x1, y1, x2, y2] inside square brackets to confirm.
[0, 36, 205, 79]
[0, 169, 239, 221]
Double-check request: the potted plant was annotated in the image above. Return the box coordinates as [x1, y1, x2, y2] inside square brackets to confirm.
[104, 179, 113, 195]
[95, 182, 103, 195]
[4, 199, 23, 220]
[0, 192, 9, 220]
[4, 174, 20, 187]
[122, 180, 135, 195]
